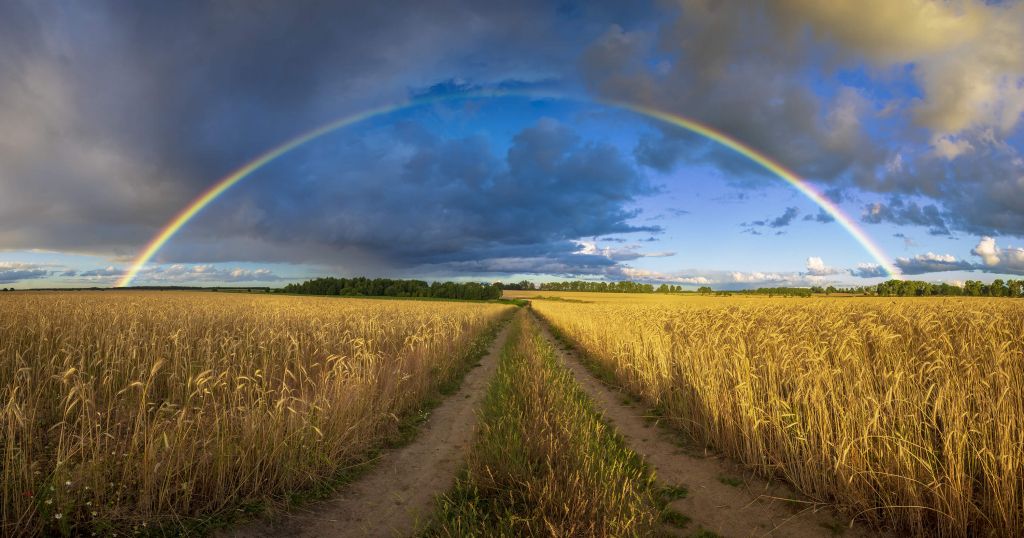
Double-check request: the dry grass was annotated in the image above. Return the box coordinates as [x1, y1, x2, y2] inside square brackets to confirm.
[428, 311, 662, 537]
[0, 291, 510, 536]
[532, 296, 1024, 537]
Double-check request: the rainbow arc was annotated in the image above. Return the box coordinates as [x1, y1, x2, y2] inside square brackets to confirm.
[116, 91, 898, 287]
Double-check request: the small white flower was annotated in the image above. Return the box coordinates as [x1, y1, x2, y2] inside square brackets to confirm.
[86, 501, 92, 506]
[64, 480, 72, 487]
[92, 511, 97, 516]
[54, 513, 62, 520]
[45, 499, 52, 505]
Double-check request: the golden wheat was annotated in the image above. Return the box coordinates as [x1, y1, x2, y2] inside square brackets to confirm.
[532, 294, 1024, 537]
[0, 291, 510, 536]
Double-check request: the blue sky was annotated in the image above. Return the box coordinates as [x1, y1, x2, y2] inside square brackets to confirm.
[2, 1, 1024, 289]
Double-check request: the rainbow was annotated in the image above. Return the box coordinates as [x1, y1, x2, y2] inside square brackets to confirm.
[116, 91, 898, 287]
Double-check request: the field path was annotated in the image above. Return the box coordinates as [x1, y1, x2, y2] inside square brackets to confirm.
[530, 310, 882, 538]
[224, 320, 512, 538]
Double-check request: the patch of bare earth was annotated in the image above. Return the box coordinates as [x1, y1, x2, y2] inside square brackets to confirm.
[222, 322, 511, 538]
[531, 311, 887, 538]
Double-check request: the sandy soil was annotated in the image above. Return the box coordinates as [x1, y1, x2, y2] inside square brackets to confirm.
[221, 320, 511, 538]
[531, 311, 887, 538]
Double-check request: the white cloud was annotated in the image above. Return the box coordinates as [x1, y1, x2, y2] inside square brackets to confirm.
[74, 264, 286, 284]
[777, 0, 1024, 135]
[0, 262, 49, 284]
[573, 240, 675, 261]
[931, 135, 974, 160]
[849, 263, 888, 278]
[806, 256, 841, 276]
[894, 252, 974, 274]
[971, 236, 1024, 273]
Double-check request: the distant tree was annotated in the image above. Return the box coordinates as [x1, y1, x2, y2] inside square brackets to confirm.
[1009, 280, 1022, 298]
[697, 286, 713, 295]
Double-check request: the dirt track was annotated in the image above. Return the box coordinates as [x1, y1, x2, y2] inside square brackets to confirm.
[530, 310, 884, 538]
[226, 308, 888, 537]
[222, 321, 511, 538]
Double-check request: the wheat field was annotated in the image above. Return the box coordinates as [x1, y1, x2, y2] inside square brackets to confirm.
[0, 291, 510, 536]
[530, 293, 1024, 537]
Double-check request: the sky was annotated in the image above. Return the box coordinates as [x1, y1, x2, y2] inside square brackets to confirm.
[2, 0, 1024, 289]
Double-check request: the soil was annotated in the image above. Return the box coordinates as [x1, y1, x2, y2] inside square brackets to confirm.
[530, 310, 887, 538]
[221, 321, 511, 538]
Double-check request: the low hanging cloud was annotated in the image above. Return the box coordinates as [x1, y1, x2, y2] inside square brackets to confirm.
[894, 252, 974, 275]
[0, 262, 48, 284]
[848, 263, 888, 278]
[971, 236, 1024, 275]
[73, 264, 287, 284]
[880, 237, 1024, 276]
[573, 240, 675, 262]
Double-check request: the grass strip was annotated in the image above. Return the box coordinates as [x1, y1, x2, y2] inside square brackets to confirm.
[426, 312, 665, 537]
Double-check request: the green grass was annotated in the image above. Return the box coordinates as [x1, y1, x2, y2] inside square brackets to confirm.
[717, 475, 743, 487]
[426, 312, 664, 536]
[658, 484, 689, 502]
[661, 508, 692, 528]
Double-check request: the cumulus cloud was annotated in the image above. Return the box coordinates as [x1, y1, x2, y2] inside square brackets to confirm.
[582, 1, 1024, 241]
[805, 256, 841, 276]
[866, 237, 1024, 276]
[970, 236, 1024, 274]
[862, 198, 950, 236]
[573, 240, 675, 261]
[152, 117, 661, 277]
[72, 264, 286, 284]
[775, 0, 1024, 135]
[0, 1, 643, 260]
[0, 262, 48, 284]
[848, 263, 888, 278]
[894, 252, 974, 275]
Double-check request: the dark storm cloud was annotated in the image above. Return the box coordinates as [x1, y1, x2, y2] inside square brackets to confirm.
[861, 198, 951, 236]
[156, 117, 660, 275]
[0, 0, 650, 260]
[584, 9, 885, 186]
[580, 2, 1024, 240]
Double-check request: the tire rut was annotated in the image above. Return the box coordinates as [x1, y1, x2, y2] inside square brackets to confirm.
[222, 320, 512, 538]
[530, 310, 884, 538]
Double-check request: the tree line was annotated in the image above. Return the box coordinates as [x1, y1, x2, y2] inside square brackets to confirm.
[735, 280, 1024, 297]
[279, 277, 502, 300]
[498, 280, 688, 293]
[871, 279, 1024, 297]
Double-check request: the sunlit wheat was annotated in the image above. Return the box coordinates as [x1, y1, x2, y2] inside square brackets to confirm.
[533, 295, 1024, 537]
[0, 291, 509, 536]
